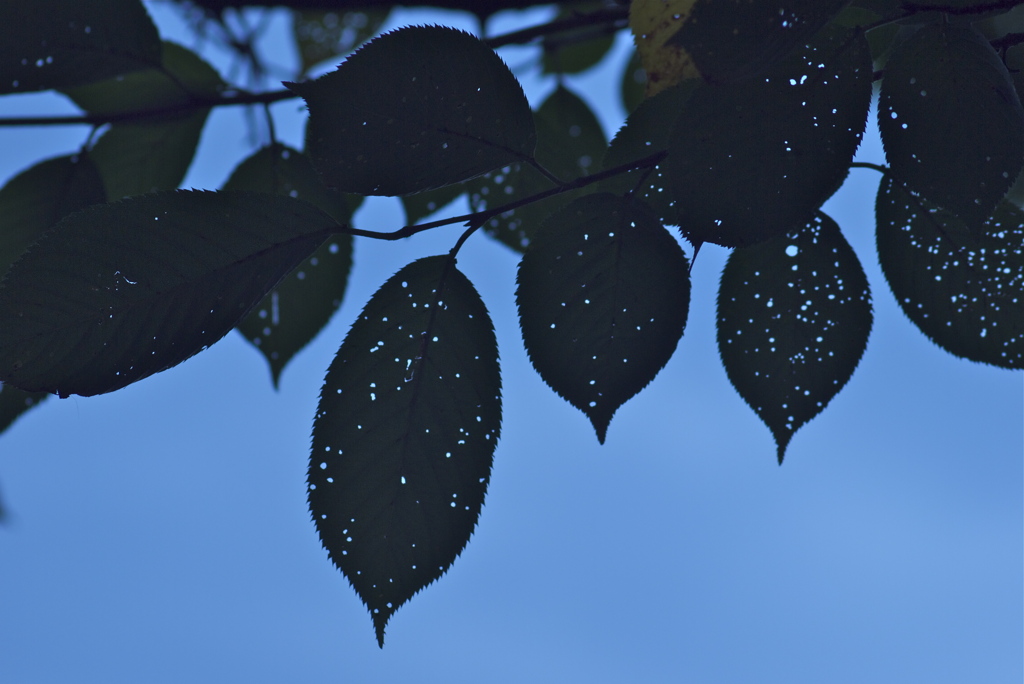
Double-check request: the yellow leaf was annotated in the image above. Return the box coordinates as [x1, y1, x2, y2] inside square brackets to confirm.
[629, 0, 700, 96]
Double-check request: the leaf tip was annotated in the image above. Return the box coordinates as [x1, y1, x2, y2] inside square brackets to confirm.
[282, 80, 307, 97]
[588, 413, 611, 445]
[774, 433, 792, 465]
[373, 614, 387, 648]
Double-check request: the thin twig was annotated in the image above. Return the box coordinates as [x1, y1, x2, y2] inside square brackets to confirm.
[485, 6, 629, 49]
[900, 0, 1024, 14]
[0, 89, 296, 127]
[850, 161, 889, 174]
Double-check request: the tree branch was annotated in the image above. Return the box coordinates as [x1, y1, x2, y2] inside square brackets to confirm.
[0, 5, 630, 128]
[337, 150, 668, 241]
[485, 5, 629, 49]
[0, 89, 297, 127]
[900, 0, 1024, 15]
[172, 0, 599, 15]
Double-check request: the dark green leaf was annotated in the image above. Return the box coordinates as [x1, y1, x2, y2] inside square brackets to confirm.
[290, 26, 535, 196]
[878, 23, 1024, 226]
[292, 8, 389, 75]
[0, 383, 48, 436]
[717, 213, 873, 463]
[66, 42, 225, 199]
[516, 193, 690, 443]
[665, 0, 849, 82]
[309, 255, 501, 647]
[401, 183, 467, 225]
[876, 176, 1024, 368]
[468, 85, 606, 252]
[224, 144, 358, 386]
[658, 25, 872, 247]
[0, 154, 106, 275]
[0, 190, 338, 397]
[0, 0, 161, 94]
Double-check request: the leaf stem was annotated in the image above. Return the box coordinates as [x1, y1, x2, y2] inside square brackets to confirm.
[526, 158, 567, 187]
[850, 161, 889, 174]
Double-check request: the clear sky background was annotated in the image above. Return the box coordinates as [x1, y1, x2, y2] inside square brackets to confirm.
[0, 4, 1021, 683]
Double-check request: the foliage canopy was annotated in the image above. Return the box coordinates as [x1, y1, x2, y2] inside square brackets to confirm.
[0, 0, 1021, 646]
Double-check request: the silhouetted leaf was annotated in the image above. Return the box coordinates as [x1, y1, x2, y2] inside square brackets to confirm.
[657, 24, 872, 247]
[310, 255, 501, 647]
[0, 190, 338, 397]
[717, 213, 872, 463]
[629, 0, 847, 94]
[0, 154, 106, 424]
[0, 154, 106, 275]
[601, 81, 695, 205]
[223, 144, 358, 386]
[290, 26, 535, 196]
[292, 8, 389, 75]
[65, 42, 224, 199]
[879, 23, 1024, 227]
[401, 183, 467, 224]
[0, 0, 161, 94]
[0, 383, 48, 436]
[666, 0, 849, 82]
[469, 85, 606, 252]
[876, 177, 1024, 368]
[517, 193, 689, 443]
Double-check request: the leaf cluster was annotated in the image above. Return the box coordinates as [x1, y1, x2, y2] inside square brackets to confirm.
[0, 0, 1021, 645]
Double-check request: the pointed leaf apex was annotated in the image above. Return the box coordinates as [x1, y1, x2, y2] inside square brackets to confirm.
[590, 414, 610, 445]
[374, 616, 386, 648]
[775, 435, 791, 465]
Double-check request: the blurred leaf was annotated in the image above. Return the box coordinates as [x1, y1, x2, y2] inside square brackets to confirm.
[0, 383, 48, 436]
[66, 42, 225, 199]
[541, 3, 615, 75]
[878, 23, 1024, 227]
[89, 116, 208, 199]
[620, 48, 647, 114]
[290, 26, 535, 196]
[310, 255, 501, 647]
[292, 8, 389, 75]
[0, 154, 106, 275]
[658, 25, 872, 247]
[224, 144, 358, 386]
[517, 193, 689, 443]
[0, 190, 338, 397]
[717, 213, 872, 463]
[468, 85, 606, 252]
[876, 177, 1024, 368]
[0, 0, 161, 94]
[401, 183, 467, 225]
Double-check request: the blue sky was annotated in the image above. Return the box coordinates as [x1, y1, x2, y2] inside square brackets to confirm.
[0, 4, 1021, 683]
